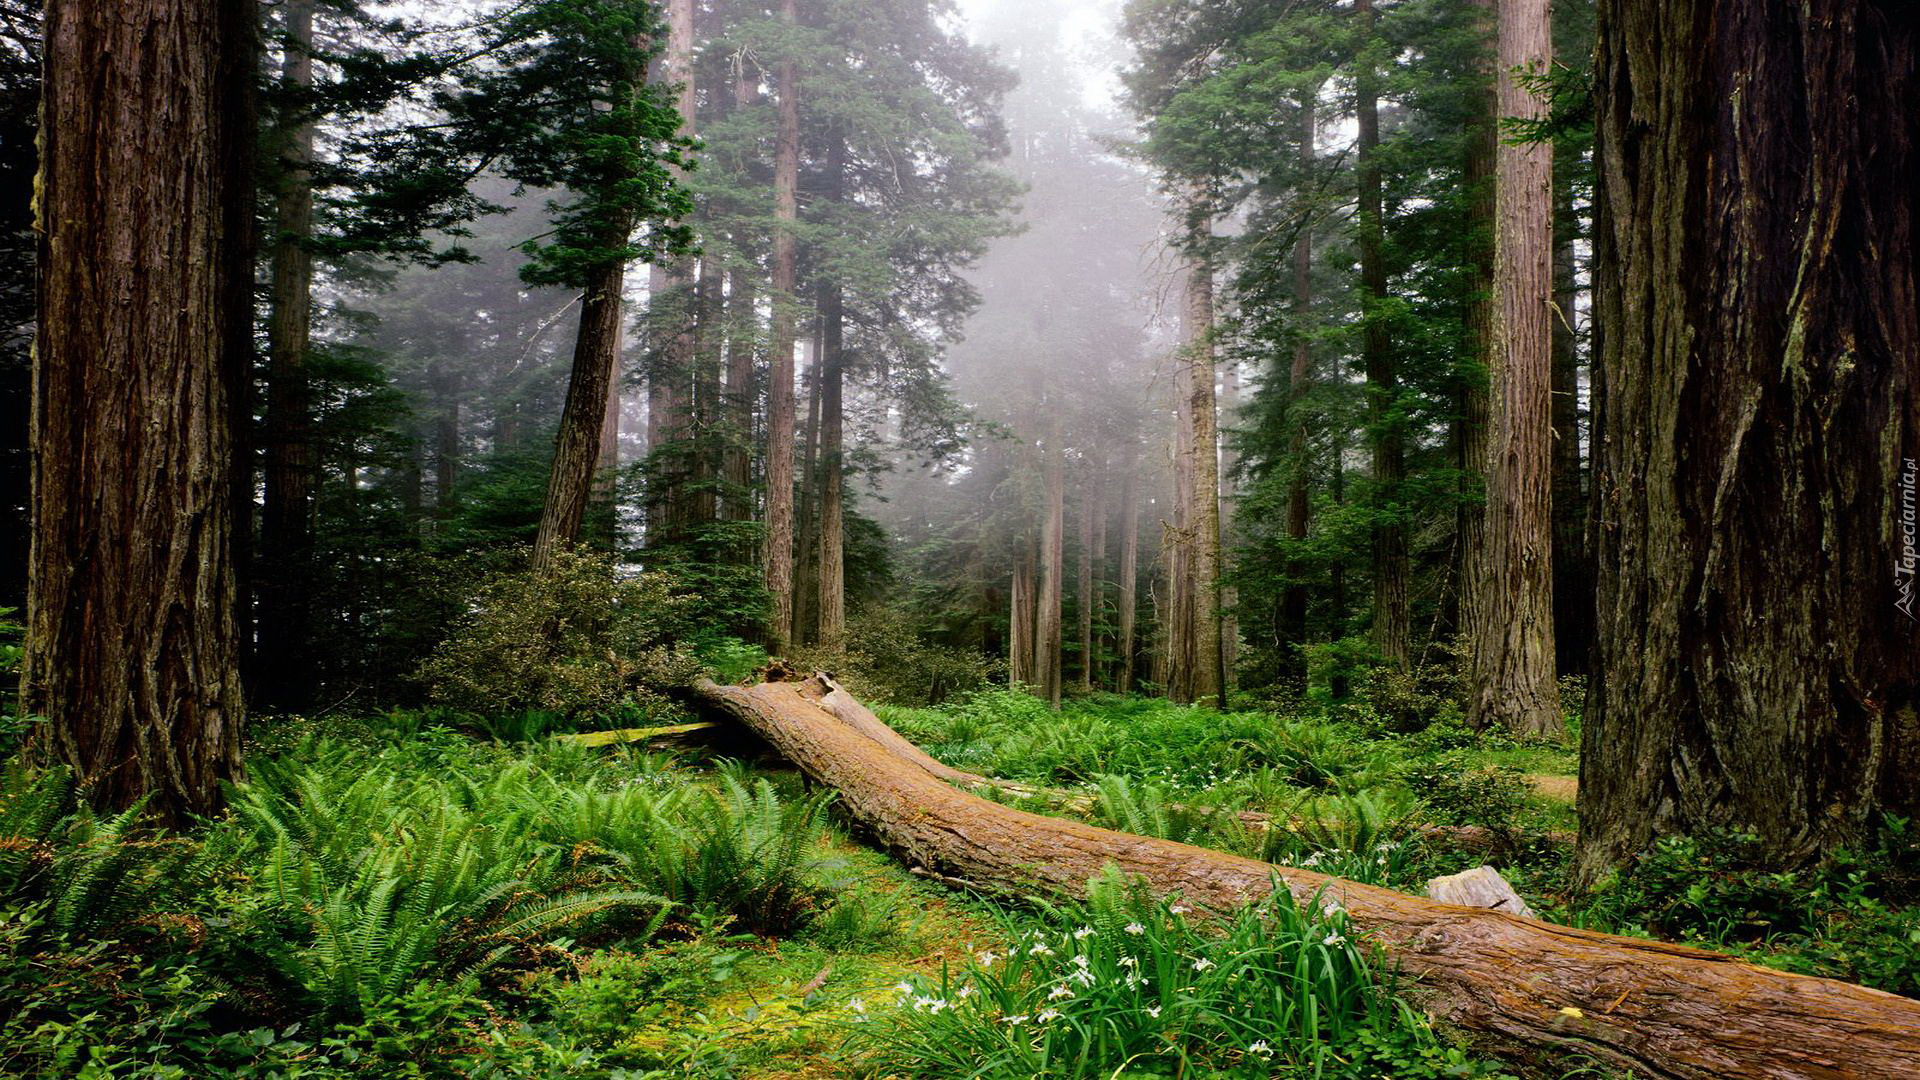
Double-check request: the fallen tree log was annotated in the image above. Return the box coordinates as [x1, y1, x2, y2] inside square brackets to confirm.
[805, 672, 1553, 855]
[690, 673, 1920, 1080]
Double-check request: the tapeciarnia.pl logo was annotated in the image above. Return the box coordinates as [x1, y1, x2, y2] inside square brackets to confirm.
[1900, 457, 1918, 620]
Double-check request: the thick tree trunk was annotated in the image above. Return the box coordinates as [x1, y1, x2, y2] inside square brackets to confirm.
[763, 0, 801, 650]
[645, 0, 697, 546]
[533, 263, 628, 568]
[1116, 462, 1139, 693]
[1166, 332, 1195, 703]
[1282, 90, 1318, 683]
[723, 262, 757, 523]
[1549, 150, 1590, 677]
[1579, 0, 1920, 879]
[795, 337, 822, 644]
[688, 255, 720, 525]
[693, 674, 1920, 1080]
[27, 0, 253, 821]
[260, 0, 317, 709]
[594, 318, 624, 512]
[1456, 0, 1495, 660]
[1009, 537, 1034, 687]
[816, 135, 847, 644]
[1468, 0, 1560, 737]
[1036, 423, 1066, 706]
[1356, 0, 1408, 670]
[1185, 227, 1225, 708]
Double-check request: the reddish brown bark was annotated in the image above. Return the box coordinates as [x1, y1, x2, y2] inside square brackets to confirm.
[27, 0, 254, 821]
[762, 0, 801, 651]
[693, 674, 1920, 1080]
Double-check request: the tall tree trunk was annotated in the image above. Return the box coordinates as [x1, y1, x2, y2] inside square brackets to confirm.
[1075, 453, 1105, 687]
[1116, 460, 1139, 693]
[1036, 420, 1066, 707]
[816, 136, 847, 644]
[1549, 147, 1590, 676]
[1456, 0, 1495, 662]
[762, 0, 801, 650]
[1355, 0, 1409, 670]
[1282, 90, 1318, 683]
[1166, 337, 1195, 703]
[27, 0, 253, 821]
[688, 255, 720, 526]
[1578, 0, 1919, 881]
[1468, 0, 1559, 736]
[594, 318, 624, 509]
[795, 332, 822, 645]
[1328, 356, 1351, 698]
[259, 0, 316, 709]
[1185, 223, 1226, 709]
[1009, 537, 1034, 687]
[723, 262, 757, 524]
[533, 264, 629, 568]
[645, 0, 697, 546]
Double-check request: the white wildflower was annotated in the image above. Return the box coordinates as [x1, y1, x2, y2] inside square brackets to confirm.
[1249, 1039, 1273, 1059]
[1323, 932, 1346, 947]
[1123, 922, 1145, 935]
[1069, 966, 1096, 986]
[1073, 926, 1096, 940]
[1048, 983, 1075, 1001]
[956, 984, 976, 1000]
[894, 980, 915, 997]
[977, 951, 997, 968]
[1191, 958, 1216, 972]
[1117, 955, 1138, 968]
[1145, 1004, 1162, 1018]
[1071, 954, 1091, 969]
[1028, 942, 1055, 957]
[1003, 1014, 1030, 1027]
[1037, 1008, 1062, 1023]
[1169, 904, 1190, 915]
[846, 997, 868, 1014]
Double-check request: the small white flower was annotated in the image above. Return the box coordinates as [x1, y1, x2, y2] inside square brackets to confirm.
[846, 996, 868, 1014]
[913, 994, 948, 1012]
[956, 984, 977, 1000]
[1302, 852, 1323, 867]
[1037, 1007, 1062, 1023]
[1071, 954, 1091, 969]
[1249, 1039, 1273, 1059]
[1069, 966, 1096, 986]
[1073, 925, 1096, 940]
[894, 980, 915, 996]
[1124, 973, 1146, 989]
[1145, 1004, 1162, 1018]
[977, 951, 997, 968]
[1123, 922, 1145, 935]
[1003, 1014, 1030, 1027]
[1322, 903, 1346, 917]
[1323, 932, 1346, 947]
[1191, 958, 1216, 972]
[1169, 904, 1190, 915]
[1048, 983, 1075, 1000]
[1028, 942, 1055, 957]
[1117, 955, 1138, 968]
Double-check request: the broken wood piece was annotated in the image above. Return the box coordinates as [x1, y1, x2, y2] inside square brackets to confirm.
[555, 721, 717, 747]
[1426, 865, 1535, 918]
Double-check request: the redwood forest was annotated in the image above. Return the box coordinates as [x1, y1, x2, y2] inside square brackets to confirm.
[2, 0, 1917, 1077]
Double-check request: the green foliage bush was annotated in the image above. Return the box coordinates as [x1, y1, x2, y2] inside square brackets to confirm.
[791, 604, 1002, 706]
[417, 548, 703, 720]
[1401, 752, 1531, 834]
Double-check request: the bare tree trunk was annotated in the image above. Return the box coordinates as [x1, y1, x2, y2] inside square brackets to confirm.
[1356, 0, 1409, 670]
[693, 674, 1920, 1080]
[816, 136, 847, 644]
[1078, 460, 1103, 693]
[533, 264, 629, 568]
[1281, 91, 1317, 684]
[1166, 340, 1195, 703]
[762, 0, 801, 651]
[1578, 0, 1919, 880]
[259, 0, 316, 708]
[645, 0, 697, 545]
[1549, 148, 1590, 676]
[1456, 0, 1495, 662]
[723, 261, 757, 523]
[1116, 458, 1139, 693]
[594, 317, 624, 506]
[1469, 0, 1559, 737]
[795, 332, 822, 644]
[1009, 537, 1034, 687]
[1036, 420, 1066, 707]
[27, 0, 253, 822]
[1186, 228, 1225, 709]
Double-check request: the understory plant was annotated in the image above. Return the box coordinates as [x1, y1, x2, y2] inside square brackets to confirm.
[856, 869, 1509, 1079]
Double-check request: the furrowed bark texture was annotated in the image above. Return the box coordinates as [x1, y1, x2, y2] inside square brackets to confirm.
[761, 0, 800, 651]
[533, 264, 627, 567]
[1469, 0, 1560, 737]
[1185, 232, 1225, 709]
[693, 674, 1920, 1080]
[28, 0, 253, 821]
[1579, 0, 1920, 878]
[1282, 90, 1317, 681]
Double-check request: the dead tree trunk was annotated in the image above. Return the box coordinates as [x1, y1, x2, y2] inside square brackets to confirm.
[692, 674, 1920, 1080]
[1036, 419, 1066, 707]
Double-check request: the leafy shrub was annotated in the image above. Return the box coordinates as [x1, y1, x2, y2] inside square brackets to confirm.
[856, 869, 1509, 1079]
[791, 604, 1002, 706]
[1401, 752, 1530, 834]
[418, 548, 702, 720]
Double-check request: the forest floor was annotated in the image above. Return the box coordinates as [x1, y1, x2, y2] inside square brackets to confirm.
[3, 685, 1915, 1079]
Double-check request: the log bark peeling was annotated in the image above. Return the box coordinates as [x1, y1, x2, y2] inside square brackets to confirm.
[690, 673, 1920, 1080]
